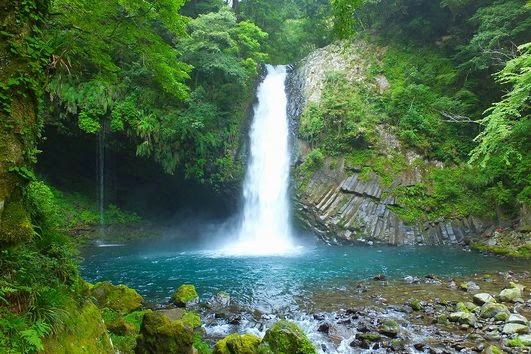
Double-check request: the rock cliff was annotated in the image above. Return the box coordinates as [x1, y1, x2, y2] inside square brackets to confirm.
[288, 40, 491, 246]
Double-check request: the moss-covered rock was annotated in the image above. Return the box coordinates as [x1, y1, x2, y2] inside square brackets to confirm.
[410, 299, 422, 311]
[135, 310, 194, 354]
[182, 311, 202, 329]
[171, 284, 199, 307]
[258, 320, 316, 354]
[91, 281, 143, 314]
[43, 303, 114, 353]
[214, 333, 261, 354]
[498, 287, 522, 302]
[0, 199, 33, 243]
[480, 302, 510, 320]
[103, 309, 147, 353]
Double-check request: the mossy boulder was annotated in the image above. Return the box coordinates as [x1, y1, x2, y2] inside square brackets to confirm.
[498, 287, 522, 302]
[378, 319, 399, 338]
[410, 299, 422, 311]
[135, 310, 194, 354]
[214, 333, 261, 354]
[182, 311, 202, 329]
[483, 345, 502, 354]
[449, 312, 477, 326]
[171, 284, 199, 307]
[0, 200, 33, 243]
[480, 302, 510, 321]
[91, 281, 143, 314]
[258, 320, 316, 354]
[43, 303, 114, 353]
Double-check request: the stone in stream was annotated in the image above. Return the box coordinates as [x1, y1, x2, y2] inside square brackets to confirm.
[479, 302, 510, 321]
[210, 291, 231, 308]
[502, 323, 529, 334]
[473, 293, 496, 306]
[171, 284, 199, 308]
[482, 345, 503, 354]
[507, 313, 528, 325]
[498, 287, 523, 302]
[378, 319, 400, 338]
[258, 320, 316, 354]
[459, 281, 480, 292]
[449, 312, 477, 326]
[213, 333, 261, 354]
[516, 334, 531, 346]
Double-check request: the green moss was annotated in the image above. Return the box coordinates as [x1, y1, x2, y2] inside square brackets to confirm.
[0, 199, 33, 243]
[135, 310, 194, 354]
[506, 338, 524, 347]
[91, 281, 143, 314]
[357, 332, 381, 342]
[214, 333, 261, 354]
[410, 299, 422, 311]
[472, 242, 531, 259]
[194, 333, 213, 354]
[171, 284, 199, 307]
[182, 311, 201, 329]
[43, 303, 114, 354]
[258, 320, 316, 354]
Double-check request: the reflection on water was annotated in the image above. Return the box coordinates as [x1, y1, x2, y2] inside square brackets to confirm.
[81, 237, 528, 312]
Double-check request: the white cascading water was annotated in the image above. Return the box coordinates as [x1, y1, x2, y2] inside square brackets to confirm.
[223, 65, 295, 256]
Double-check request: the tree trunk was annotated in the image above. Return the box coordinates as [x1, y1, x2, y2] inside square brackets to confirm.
[0, 0, 49, 243]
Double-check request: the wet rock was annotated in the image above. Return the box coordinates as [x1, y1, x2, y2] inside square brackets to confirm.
[318, 322, 331, 334]
[498, 287, 522, 302]
[213, 333, 261, 354]
[507, 314, 528, 325]
[210, 291, 231, 308]
[414, 343, 425, 351]
[502, 323, 529, 334]
[456, 301, 477, 312]
[404, 276, 420, 284]
[228, 315, 241, 325]
[378, 319, 399, 338]
[259, 320, 316, 354]
[449, 311, 477, 326]
[459, 281, 480, 292]
[313, 314, 325, 321]
[135, 310, 194, 354]
[373, 274, 386, 281]
[473, 293, 496, 306]
[171, 284, 199, 308]
[480, 303, 510, 321]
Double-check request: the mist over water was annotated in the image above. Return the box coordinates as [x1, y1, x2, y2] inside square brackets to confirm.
[222, 65, 296, 256]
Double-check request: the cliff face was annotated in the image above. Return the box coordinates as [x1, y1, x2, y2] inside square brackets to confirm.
[289, 41, 491, 246]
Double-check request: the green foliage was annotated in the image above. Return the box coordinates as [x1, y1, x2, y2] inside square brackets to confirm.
[240, 0, 334, 63]
[332, 0, 363, 39]
[299, 72, 376, 154]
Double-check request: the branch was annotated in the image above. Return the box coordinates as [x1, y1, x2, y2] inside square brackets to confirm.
[435, 110, 483, 125]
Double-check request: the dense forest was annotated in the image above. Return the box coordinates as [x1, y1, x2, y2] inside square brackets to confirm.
[0, 0, 529, 352]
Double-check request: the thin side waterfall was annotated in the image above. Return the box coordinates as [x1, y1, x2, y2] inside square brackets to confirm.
[97, 122, 105, 231]
[223, 65, 295, 256]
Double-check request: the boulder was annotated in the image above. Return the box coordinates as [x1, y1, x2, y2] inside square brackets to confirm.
[135, 311, 194, 354]
[459, 281, 480, 292]
[211, 291, 231, 308]
[480, 303, 510, 321]
[258, 320, 316, 354]
[449, 312, 477, 326]
[378, 319, 399, 338]
[502, 323, 529, 335]
[498, 287, 522, 302]
[213, 333, 261, 354]
[516, 334, 531, 346]
[410, 299, 422, 311]
[507, 314, 528, 325]
[473, 293, 495, 306]
[91, 281, 143, 314]
[171, 284, 199, 308]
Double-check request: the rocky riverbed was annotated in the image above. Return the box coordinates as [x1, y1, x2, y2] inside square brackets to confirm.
[191, 271, 531, 353]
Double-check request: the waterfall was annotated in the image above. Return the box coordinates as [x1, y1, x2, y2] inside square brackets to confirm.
[97, 122, 106, 230]
[223, 65, 296, 256]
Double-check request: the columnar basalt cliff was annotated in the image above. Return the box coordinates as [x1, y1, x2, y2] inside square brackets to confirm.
[289, 41, 491, 246]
